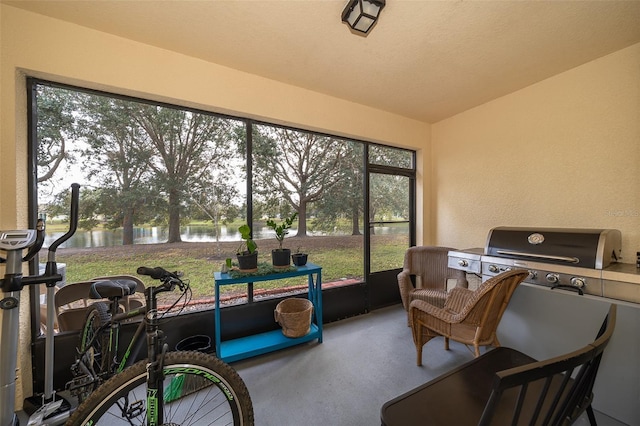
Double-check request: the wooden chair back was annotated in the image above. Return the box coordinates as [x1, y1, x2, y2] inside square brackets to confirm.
[480, 304, 617, 426]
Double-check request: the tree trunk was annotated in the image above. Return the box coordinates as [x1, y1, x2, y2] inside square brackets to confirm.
[351, 203, 361, 236]
[122, 208, 134, 245]
[167, 189, 182, 243]
[296, 201, 307, 237]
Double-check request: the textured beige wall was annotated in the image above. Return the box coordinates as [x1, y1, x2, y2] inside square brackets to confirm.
[432, 42, 640, 259]
[0, 5, 430, 408]
[4, 2, 638, 410]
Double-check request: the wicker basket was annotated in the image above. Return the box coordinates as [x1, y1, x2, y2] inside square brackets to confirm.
[274, 298, 314, 338]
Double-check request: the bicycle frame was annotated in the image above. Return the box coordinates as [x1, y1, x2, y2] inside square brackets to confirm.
[74, 272, 179, 424]
[85, 284, 168, 378]
[94, 303, 147, 378]
[143, 283, 167, 424]
[68, 265, 254, 426]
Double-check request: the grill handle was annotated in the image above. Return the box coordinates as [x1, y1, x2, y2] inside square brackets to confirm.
[551, 284, 584, 296]
[496, 250, 580, 264]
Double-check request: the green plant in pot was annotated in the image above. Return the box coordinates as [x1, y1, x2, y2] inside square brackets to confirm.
[236, 224, 258, 271]
[266, 212, 297, 268]
[292, 246, 308, 266]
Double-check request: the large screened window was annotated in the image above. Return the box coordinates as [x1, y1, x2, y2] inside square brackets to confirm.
[33, 82, 247, 311]
[29, 79, 414, 331]
[250, 124, 365, 295]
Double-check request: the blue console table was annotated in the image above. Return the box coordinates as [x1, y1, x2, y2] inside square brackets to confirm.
[213, 263, 323, 362]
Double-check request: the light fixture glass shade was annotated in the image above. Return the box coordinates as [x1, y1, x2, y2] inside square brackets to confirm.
[361, 0, 382, 18]
[354, 16, 375, 33]
[342, 0, 385, 35]
[346, 2, 361, 27]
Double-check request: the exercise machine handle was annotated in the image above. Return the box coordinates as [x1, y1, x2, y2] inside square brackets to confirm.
[47, 183, 80, 257]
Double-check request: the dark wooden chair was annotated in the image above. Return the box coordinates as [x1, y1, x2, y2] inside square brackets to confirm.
[381, 303, 616, 426]
[480, 303, 616, 425]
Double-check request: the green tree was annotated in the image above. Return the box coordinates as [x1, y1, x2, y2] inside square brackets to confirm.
[252, 126, 349, 237]
[77, 95, 154, 244]
[315, 142, 364, 235]
[367, 145, 413, 235]
[36, 85, 79, 186]
[132, 106, 240, 243]
[369, 173, 410, 235]
[188, 173, 240, 250]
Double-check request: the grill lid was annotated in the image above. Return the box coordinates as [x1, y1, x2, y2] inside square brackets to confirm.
[485, 227, 621, 269]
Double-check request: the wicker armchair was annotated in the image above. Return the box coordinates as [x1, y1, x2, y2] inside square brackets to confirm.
[398, 246, 468, 322]
[410, 269, 528, 366]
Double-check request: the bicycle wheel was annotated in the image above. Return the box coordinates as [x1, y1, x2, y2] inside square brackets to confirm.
[71, 301, 111, 403]
[66, 351, 254, 426]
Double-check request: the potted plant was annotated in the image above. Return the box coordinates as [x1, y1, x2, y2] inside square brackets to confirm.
[236, 223, 258, 271]
[292, 247, 308, 266]
[266, 212, 297, 268]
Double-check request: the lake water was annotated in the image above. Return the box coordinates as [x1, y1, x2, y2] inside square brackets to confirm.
[45, 225, 263, 248]
[44, 223, 406, 249]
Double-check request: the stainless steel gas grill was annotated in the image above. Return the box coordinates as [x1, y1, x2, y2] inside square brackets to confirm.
[449, 227, 623, 297]
[450, 227, 640, 424]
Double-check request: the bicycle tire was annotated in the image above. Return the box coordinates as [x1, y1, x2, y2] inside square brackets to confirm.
[73, 301, 111, 403]
[66, 351, 254, 426]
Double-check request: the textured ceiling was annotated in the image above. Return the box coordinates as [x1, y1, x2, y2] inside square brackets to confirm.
[4, 0, 640, 123]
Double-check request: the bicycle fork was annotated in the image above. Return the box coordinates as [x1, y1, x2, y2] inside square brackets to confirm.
[145, 332, 168, 425]
[144, 284, 168, 426]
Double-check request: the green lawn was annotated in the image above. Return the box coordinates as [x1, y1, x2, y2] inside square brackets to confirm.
[53, 234, 407, 302]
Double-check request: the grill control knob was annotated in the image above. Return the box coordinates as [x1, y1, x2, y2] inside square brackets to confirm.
[488, 265, 499, 273]
[528, 270, 537, 279]
[570, 277, 586, 288]
[458, 259, 468, 267]
[546, 273, 559, 284]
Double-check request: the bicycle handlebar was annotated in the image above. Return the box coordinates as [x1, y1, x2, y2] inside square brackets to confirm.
[137, 266, 186, 292]
[137, 266, 175, 280]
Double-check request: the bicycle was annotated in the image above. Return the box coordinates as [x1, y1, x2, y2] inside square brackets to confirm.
[66, 266, 254, 425]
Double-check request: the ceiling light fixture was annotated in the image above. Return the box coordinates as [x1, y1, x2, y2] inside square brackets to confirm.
[341, 0, 385, 35]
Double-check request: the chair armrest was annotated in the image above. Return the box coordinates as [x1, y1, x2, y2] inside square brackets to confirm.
[397, 270, 414, 311]
[448, 268, 469, 288]
[410, 299, 465, 324]
[444, 287, 474, 313]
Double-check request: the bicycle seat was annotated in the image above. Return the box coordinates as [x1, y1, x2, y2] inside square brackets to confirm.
[90, 279, 138, 300]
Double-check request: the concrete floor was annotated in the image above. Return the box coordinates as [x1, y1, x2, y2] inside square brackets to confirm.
[232, 304, 628, 426]
[17, 304, 627, 425]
